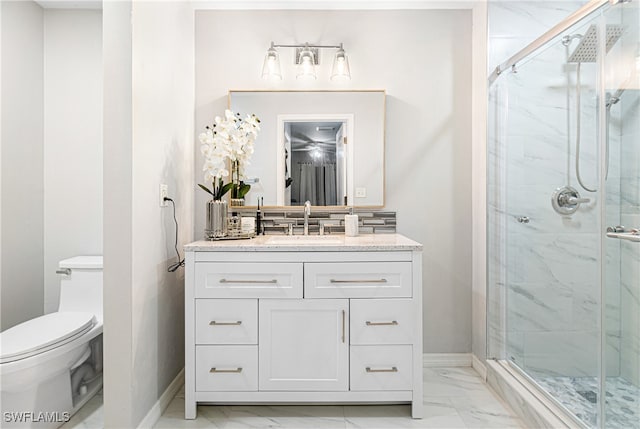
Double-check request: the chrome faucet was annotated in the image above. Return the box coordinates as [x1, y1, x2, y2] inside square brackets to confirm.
[303, 201, 311, 235]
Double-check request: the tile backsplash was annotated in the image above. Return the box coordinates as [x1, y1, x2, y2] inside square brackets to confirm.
[231, 208, 396, 235]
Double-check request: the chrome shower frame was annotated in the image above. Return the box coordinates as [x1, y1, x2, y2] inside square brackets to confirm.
[488, 0, 630, 84]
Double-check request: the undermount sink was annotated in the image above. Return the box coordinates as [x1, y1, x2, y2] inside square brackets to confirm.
[266, 235, 344, 245]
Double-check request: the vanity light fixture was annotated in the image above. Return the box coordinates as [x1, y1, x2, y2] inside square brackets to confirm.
[330, 44, 351, 81]
[261, 42, 282, 80]
[261, 41, 351, 81]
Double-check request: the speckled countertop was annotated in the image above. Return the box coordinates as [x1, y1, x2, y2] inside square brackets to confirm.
[184, 233, 422, 252]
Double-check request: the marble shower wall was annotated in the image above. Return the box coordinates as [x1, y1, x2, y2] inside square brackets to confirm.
[487, 0, 623, 379]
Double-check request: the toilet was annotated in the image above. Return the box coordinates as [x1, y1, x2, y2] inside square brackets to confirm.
[0, 256, 103, 428]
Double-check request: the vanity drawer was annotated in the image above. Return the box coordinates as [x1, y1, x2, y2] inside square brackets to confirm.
[304, 262, 412, 298]
[350, 345, 412, 391]
[196, 299, 257, 344]
[350, 299, 414, 345]
[195, 262, 303, 298]
[195, 345, 258, 391]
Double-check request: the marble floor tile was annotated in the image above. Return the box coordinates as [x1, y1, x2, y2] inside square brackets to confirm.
[56, 366, 526, 429]
[200, 405, 347, 429]
[344, 401, 467, 428]
[60, 393, 104, 429]
[152, 366, 525, 429]
[422, 367, 491, 397]
[450, 393, 525, 428]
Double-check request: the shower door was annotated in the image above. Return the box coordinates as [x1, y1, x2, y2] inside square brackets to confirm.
[487, 2, 640, 427]
[489, 12, 604, 426]
[602, 2, 640, 427]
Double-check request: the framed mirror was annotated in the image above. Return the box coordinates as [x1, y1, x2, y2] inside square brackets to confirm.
[229, 90, 385, 208]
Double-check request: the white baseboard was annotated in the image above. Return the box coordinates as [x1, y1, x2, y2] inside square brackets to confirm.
[471, 354, 487, 380]
[422, 353, 472, 367]
[137, 368, 185, 429]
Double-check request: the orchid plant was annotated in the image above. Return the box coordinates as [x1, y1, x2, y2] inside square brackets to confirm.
[198, 109, 260, 200]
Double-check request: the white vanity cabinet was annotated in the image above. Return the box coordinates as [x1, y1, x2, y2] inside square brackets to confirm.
[184, 234, 423, 419]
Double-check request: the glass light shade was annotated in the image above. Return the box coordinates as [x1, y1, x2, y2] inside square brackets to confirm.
[296, 47, 317, 80]
[261, 46, 282, 80]
[330, 47, 351, 81]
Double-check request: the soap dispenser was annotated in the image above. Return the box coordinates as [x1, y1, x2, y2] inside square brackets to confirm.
[344, 207, 359, 237]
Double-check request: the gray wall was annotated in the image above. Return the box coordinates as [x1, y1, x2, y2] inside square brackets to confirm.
[103, 1, 194, 427]
[194, 9, 473, 353]
[43, 9, 103, 314]
[103, 0, 134, 425]
[1, 0, 44, 331]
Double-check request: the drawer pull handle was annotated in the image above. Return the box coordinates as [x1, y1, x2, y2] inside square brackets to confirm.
[366, 366, 398, 373]
[219, 278, 277, 284]
[329, 278, 388, 284]
[210, 367, 243, 373]
[209, 320, 242, 326]
[366, 320, 398, 326]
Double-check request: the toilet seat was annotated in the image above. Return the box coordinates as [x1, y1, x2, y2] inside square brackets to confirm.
[0, 312, 96, 364]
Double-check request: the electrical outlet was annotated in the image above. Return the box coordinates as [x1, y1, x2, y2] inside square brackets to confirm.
[160, 184, 168, 207]
[355, 187, 367, 198]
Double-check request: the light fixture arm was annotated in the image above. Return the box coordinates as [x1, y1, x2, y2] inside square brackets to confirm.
[272, 42, 343, 49]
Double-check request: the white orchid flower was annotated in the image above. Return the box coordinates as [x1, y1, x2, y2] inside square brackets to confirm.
[199, 111, 260, 198]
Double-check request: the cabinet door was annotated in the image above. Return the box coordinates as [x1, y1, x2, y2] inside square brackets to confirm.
[259, 299, 349, 391]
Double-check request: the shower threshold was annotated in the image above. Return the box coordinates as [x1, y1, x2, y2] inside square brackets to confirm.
[491, 360, 640, 429]
[487, 359, 589, 429]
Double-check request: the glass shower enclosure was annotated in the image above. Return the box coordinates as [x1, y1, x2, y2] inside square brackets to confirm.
[487, 0, 640, 427]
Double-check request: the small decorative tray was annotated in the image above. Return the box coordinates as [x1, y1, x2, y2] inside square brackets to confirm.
[207, 232, 256, 241]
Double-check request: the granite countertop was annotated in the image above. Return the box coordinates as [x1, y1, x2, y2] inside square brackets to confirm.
[184, 233, 422, 252]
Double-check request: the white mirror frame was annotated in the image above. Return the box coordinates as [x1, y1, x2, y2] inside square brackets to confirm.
[276, 114, 354, 206]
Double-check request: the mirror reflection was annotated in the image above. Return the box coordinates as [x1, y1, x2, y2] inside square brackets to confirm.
[229, 90, 385, 208]
[285, 121, 347, 206]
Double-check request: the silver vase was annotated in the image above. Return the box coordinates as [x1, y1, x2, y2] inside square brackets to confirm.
[205, 200, 228, 239]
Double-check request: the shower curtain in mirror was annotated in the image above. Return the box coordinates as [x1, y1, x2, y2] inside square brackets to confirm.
[298, 163, 337, 206]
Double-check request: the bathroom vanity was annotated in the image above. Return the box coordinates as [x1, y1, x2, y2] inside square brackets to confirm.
[184, 234, 423, 418]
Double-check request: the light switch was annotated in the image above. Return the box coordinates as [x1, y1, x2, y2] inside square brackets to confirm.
[355, 187, 366, 198]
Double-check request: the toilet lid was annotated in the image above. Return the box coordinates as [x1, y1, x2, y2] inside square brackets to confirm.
[0, 312, 96, 364]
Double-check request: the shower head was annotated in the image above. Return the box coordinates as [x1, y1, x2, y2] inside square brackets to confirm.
[567, 24, 625, 63]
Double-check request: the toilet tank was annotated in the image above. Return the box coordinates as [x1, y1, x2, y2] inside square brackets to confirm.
[58, 256, 103, 322]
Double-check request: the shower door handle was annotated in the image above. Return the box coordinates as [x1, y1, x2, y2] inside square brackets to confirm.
[606, 226, 640, 243]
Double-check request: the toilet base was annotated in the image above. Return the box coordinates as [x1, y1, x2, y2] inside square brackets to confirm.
[1, 370, 73, 428]
[1, 334, 103, 429]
